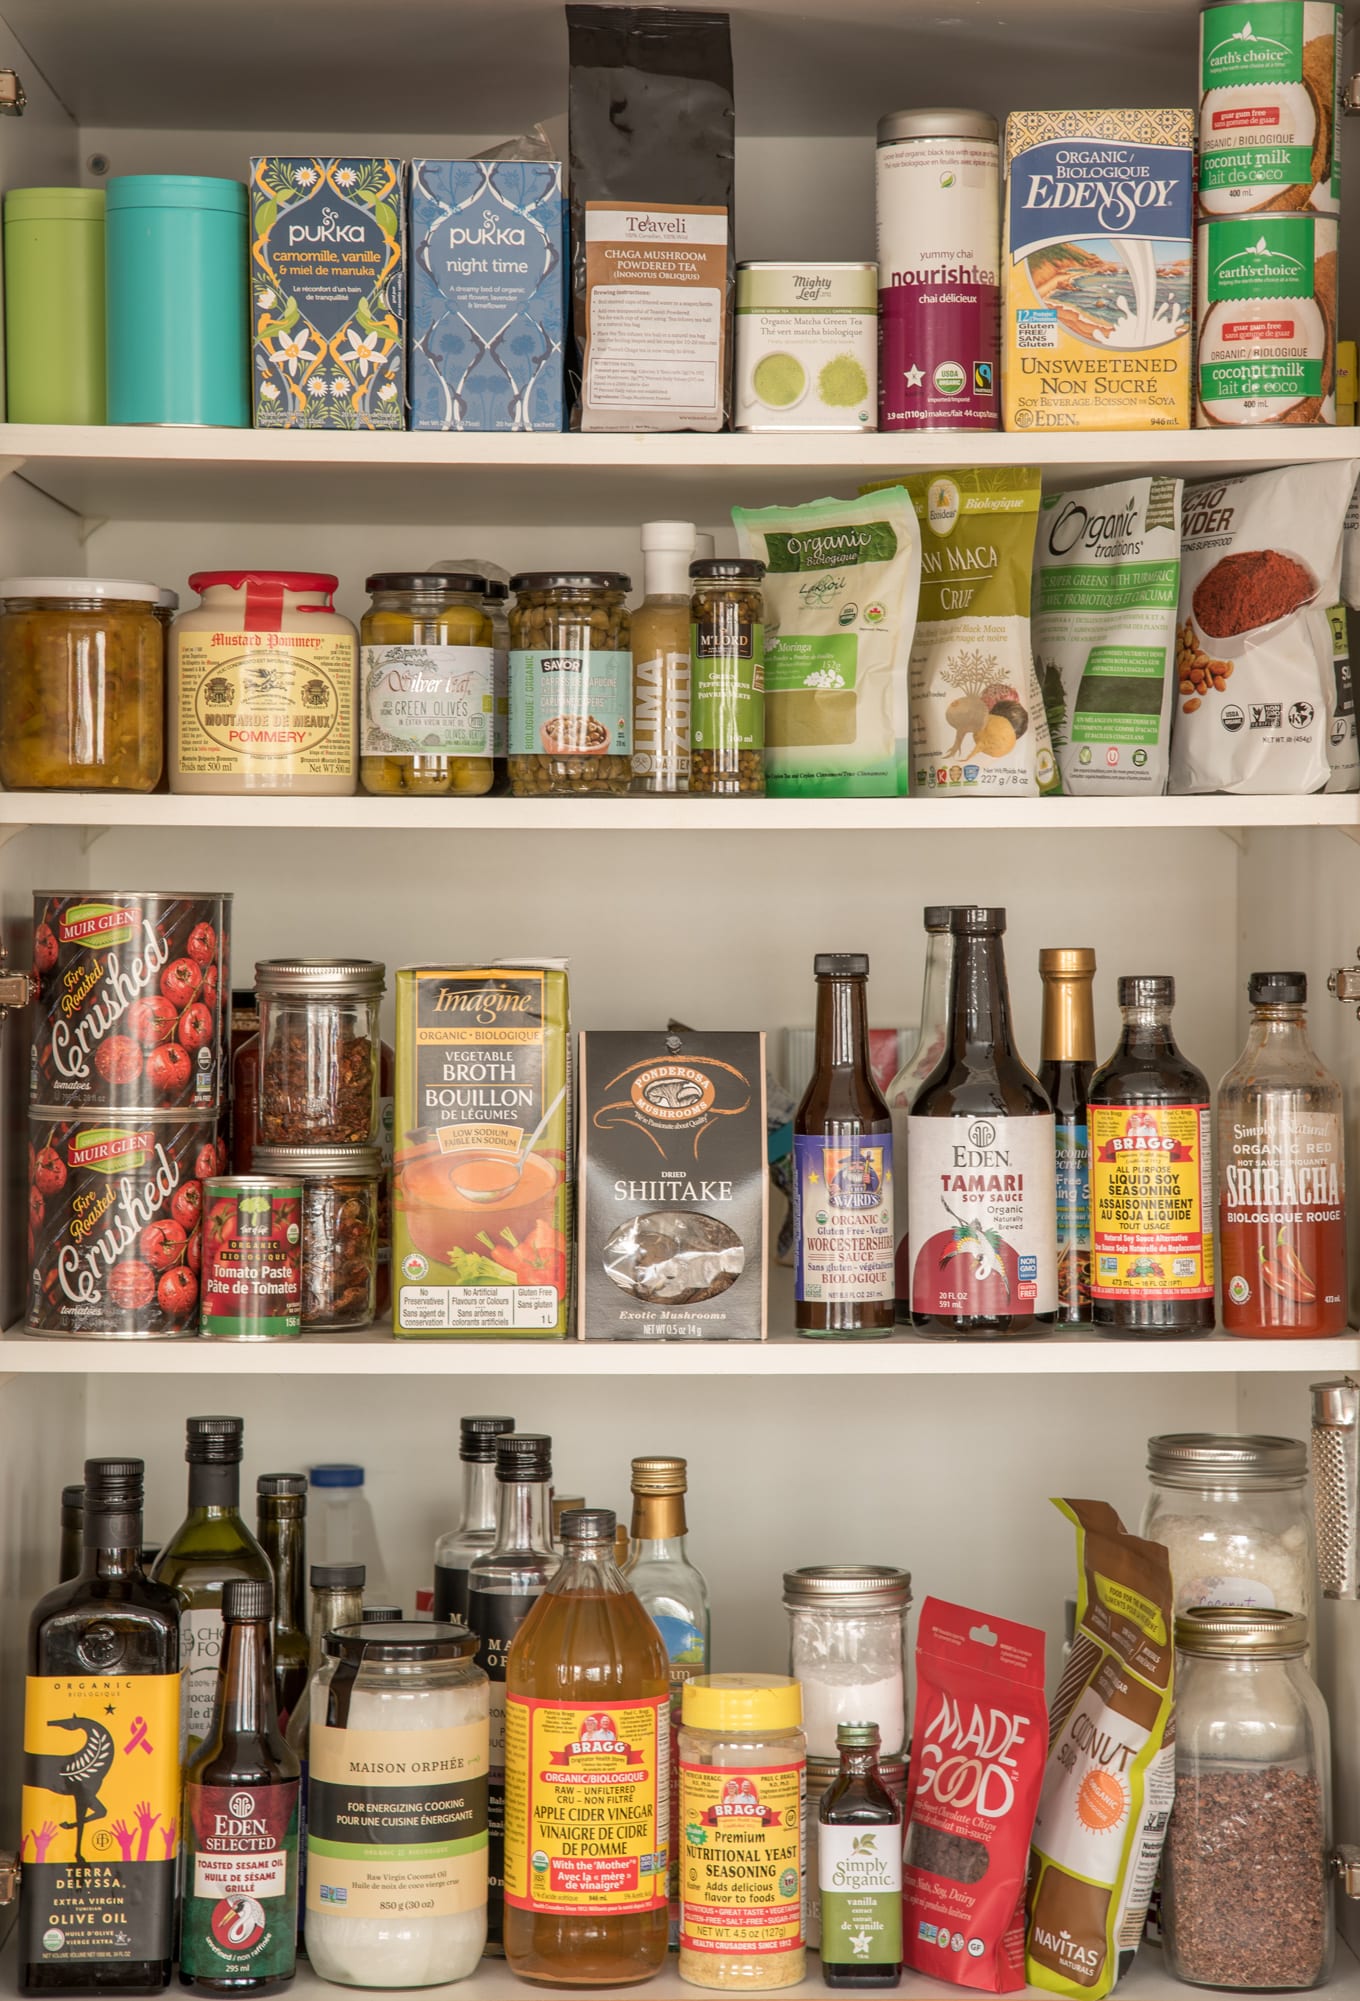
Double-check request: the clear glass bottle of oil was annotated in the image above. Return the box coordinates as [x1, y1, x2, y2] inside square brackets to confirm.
[504, 1508, 670, 1987]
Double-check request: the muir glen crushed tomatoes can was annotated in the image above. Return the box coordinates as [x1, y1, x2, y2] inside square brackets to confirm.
[27, 1115, 224, 1337]
[201, 1176, 303, 1339]
[31, 890, 231, 1113]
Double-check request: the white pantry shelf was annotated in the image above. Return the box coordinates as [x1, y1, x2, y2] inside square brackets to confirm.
[3, 423, 1359, 528]
[0, 792, 1357, 837]
[2, 1323, 1353, 1376]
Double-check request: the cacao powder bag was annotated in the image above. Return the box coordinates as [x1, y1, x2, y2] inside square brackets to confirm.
[1170, 459, 1360, 794]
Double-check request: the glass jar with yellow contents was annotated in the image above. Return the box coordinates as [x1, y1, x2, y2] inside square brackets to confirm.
[0, 576, 164, 791]
[360, 571, 496, 797]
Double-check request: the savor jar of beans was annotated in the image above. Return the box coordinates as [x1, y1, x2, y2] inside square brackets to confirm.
[254, 1143, 380, 1330]
[256, 959, 384, 1147]
[508, 572, 632, 796]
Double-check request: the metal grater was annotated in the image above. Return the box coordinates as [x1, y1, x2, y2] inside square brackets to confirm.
[1311, 1379, 1360, 1599]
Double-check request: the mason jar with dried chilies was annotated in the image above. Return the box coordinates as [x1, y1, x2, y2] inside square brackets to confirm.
[690, 558, 765, 796]
[253, 1144, 381, 1330]
[508, 572, 633, 796]
[360, 571, 496, 798]
[256, 959, 384, 1148]
[0, 576, 165, 792]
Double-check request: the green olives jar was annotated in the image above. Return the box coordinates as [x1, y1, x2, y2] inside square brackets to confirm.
[360, 572, 496, 797]
[509, 572, 633, 796]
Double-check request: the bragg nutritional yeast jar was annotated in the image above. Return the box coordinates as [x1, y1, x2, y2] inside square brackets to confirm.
[509, 572, 632, 795]
[170, 570, 357, 794]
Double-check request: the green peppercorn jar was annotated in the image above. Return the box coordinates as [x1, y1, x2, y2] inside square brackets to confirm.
[508, 573, 633, 797]
[690, 559, 765, 798]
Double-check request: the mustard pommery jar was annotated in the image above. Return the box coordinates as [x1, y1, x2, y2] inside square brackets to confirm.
[0, 576, 164, 792]
[360, 572, 496, 797]
[170, 570, 357, 795]
[509, 572, 632, 796]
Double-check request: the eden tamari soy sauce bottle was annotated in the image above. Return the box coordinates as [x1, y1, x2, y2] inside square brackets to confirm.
[180, 1579, 300, 1995]
[907, 907, 1057, 1336]
[21, 1459, 182, 1995]
[1088, 975, 1214, 1336]
[1038, 947, 1097, 1326]
[794, 953, 895, 1336]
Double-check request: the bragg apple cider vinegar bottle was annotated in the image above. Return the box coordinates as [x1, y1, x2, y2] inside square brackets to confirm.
[503, 1509, 670, 1986]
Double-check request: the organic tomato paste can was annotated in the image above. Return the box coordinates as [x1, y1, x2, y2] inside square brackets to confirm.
[31, 890, 232, 1114]
[201, 1175, 302, 1339]
[27, 1113, 223, 1337]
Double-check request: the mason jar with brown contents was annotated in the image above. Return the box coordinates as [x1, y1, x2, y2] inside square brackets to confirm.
[508, 573, 633, 796]
[253, 1143, 381, 1330]
[360, 572, 495, 797]
[690, 559, 765, 796]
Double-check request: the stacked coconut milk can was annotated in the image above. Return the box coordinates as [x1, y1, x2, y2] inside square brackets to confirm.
[27, 891, 231, 1335]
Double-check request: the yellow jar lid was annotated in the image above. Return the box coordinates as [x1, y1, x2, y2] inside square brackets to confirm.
[682, 1674, 803, 1733]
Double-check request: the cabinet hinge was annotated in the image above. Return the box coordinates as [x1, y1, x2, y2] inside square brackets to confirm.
[0, 1849, 18, 1904]
[1327, 957, 1360, 1015]
[0, 69, 25, 114]
[1334, 1844, 1360, 1896]
[1346, 74, 1360, 112]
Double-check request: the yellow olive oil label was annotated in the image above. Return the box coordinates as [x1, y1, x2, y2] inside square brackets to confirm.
[20, 1672, 181, 1967]
[1089, 1102, 1214, 1299]
[679, 1760, 804, 1954]
[504, 1694, 667, 1914]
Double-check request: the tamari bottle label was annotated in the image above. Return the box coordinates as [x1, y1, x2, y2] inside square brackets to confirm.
[679, 1760, 804, 1955]
[794, 1134, 894, 1305]
[819, 1823, 902, 1966]
[1089, 1102, 1215, 1299]
[504, 1694, 668, 1914]
[907, 1114, 1058, 1314]
[180, 1780, 299, 1981]
[306, 1720, 488, 1921]
[20, 1672, 181, 1968]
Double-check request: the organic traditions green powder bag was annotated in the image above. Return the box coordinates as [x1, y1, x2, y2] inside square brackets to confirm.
[733, 488, 920, 795]
[907, 467, 1052, 797]
[1032, 476, 1183, 797]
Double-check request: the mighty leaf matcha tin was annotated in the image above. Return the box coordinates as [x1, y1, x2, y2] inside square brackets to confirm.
[735, 262, 877, 431]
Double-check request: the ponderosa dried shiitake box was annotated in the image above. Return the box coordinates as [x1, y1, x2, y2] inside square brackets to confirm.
[578, 1030, 767, 1340]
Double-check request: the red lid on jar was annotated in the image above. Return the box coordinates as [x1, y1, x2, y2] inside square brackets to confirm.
[189, 571, 338, 596]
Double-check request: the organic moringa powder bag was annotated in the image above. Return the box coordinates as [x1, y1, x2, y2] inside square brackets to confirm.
[734, 488, 919, 795]
[1026, 1499, 1174, 2001]
[1170, 458, 1360, 793]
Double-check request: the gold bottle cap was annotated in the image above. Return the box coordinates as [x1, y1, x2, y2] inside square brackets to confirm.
[631, 1455, 687, 1496]
[1039, 947, 1096, 975]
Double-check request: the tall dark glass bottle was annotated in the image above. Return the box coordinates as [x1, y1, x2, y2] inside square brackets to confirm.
[818, 1723, 903, 1989]
[1038, 947, 1097, 1327]
[433, 1414, 515, 1623]
[181, 1578, 300, 1996]
[907, 907, 1056, 1337]
[154, 1418, 272, 1764]
[255, 1475, 309, 1732]
[467, 1434, 557, 1953]
[284, 1564, 365, 1946]
[1088, 974, 1214, 1336]
[60, 1483, 84, 1583]
[794, 952, 895, 1336]
[21, 1458, 182, 1996]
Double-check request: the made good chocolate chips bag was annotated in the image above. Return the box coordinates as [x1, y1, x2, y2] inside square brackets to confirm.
[902, 1597, 1047, 1993]
[1169, 459, 1360, 794]
[1026, 1499, 1175, 2000]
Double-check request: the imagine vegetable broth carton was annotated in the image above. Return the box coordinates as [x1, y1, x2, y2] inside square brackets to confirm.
[1002, 110, 1194, 431]
[409, 160, 566, 431]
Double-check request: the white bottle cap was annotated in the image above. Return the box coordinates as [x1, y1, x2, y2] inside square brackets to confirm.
[694, 532, 715, 562]
[639, 520, 697, 598]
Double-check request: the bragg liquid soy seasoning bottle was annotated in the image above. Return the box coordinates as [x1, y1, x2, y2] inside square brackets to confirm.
[1038, 947, 1097, 1327]
[20, 1459, 182, 1995]
[1088, 975, 1214, 1335]
[503, 1509, 670, 1987]
[1218, 972, 1347, 1337]
[794, 953, 895, 1336]
[907, 907, 1056, 1336]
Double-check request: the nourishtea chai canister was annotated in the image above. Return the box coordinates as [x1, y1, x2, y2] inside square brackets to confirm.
[106, 175, 249, 427]
[3, 187, 106, 423]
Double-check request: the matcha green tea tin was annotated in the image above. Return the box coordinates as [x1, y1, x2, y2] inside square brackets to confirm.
[735, 262, 877, 431]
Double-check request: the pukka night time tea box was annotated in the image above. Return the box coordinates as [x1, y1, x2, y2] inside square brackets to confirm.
[251, 156, 406, 429]
[409, 159, 567, 431]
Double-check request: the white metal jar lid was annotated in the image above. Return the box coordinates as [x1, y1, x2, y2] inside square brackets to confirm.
[255, 957, 385, 998]
[1175, 1605, 1309, 1658]
[1147, 1432, 1307, 1488]
[0, 575, 163, 603]
[783, 1564, 912, 1611]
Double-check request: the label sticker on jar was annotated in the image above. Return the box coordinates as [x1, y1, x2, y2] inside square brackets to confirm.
[1089, 1103, 1214, 1300]
[361, 644, 496, 759]
[510, 649, 633, 758]
[180, 1779, 298, 1984]
[679, 1759, 804, 1954]
[819, 1822, 901, 1967]
[793, 1135, 894, 1306]
[504, 1694, 667, 1915]
[176, 634, 355, 779]
[307, 1720, 488, 1922]
[907, 1114, 1058, 1315]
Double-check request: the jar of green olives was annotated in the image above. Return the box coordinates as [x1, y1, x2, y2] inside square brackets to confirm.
[508, 572, 633, 797]
[690, 559, 766, 797]
[360, 572, 495, 797]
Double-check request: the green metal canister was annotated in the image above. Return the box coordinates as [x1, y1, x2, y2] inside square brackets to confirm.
[3, 187, 106, 423]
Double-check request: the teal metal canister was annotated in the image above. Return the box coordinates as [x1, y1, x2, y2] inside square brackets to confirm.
[106, 175, 248, 426]
[3, 187, 106, 423]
